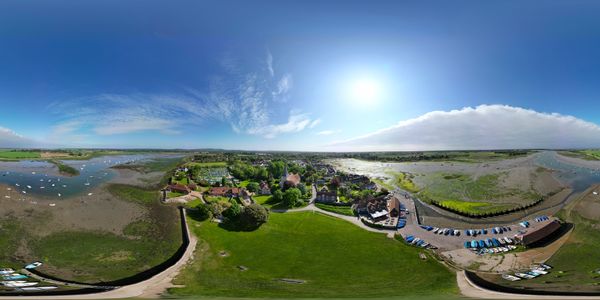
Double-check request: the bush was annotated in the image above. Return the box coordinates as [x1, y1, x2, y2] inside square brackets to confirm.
[188, 203, 212, 221]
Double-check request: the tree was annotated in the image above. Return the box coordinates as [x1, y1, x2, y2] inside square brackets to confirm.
[272, 189, 284, 203]
[297, 183, 307, 195]
[283, 188, 302, 208]
[246, 182, 260, 193]
[268, 161, 286, 178]
[237, 204, 269, 231]
[223, 199, 242, 220]
[221, 176, 228, 186]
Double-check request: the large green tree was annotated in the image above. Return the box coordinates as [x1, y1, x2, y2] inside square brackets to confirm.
[283, 188, 302, 208]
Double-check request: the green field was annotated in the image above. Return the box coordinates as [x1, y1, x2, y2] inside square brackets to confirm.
[315, 203, 355, 216]
[170, 212, 457, 298]
[0, 150, 40, 159]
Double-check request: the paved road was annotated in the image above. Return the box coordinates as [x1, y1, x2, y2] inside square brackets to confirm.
[0, 209, 198, 299]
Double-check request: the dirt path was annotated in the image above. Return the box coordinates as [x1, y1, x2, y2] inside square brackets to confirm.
[0, 210, 198, 300]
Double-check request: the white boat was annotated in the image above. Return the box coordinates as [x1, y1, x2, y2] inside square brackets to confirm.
[88, 193, 93, 196]
[531, 269, 548, 275]
[4, 196, 9, 199]
[26, 185, 31, 189]
[502, 274, 521, 281]
[57, 193, 61, 197]
[515, 272, 535, 279]
[2, 281, 38, 287]
[49, 203, 56, 207]
[0, 269, 14, 275]
[22, 191, 26, 194]
[15, 184, 19, 187]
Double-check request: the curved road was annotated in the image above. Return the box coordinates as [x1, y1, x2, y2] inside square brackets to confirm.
[0, 209, 198, 299]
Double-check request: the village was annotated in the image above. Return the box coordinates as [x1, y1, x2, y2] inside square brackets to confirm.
[161, 154, 563, 269]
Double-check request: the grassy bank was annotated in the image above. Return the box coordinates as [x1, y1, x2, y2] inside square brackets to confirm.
[170, 212, 457, 298]
[315, 203, 354, 216]
[107, 184, 160, 205]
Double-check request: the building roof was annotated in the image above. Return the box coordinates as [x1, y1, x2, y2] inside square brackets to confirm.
[387, 196, 400, 211]
[517, 219, 561, 246]
[168, 184, 190, 193]
[209, 187, 241, 196]
[284, 173, 301, 186]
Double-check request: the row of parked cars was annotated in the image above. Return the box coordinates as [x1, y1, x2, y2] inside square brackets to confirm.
[502, 264, 552, 281]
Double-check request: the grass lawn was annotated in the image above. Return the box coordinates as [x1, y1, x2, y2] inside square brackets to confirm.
[170, 212, 457, 298]
[205, 195, 230, 203]
[315, 203, 354, 216]
[167, 191, 185, 198]
[0, 150, 40, 159]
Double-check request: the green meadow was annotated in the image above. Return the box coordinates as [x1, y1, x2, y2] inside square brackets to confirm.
[170, 212, 457, 298]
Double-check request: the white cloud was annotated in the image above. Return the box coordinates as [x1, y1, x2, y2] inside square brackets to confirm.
[0, 126, 37, 148]
[331, 105, 600, 151]
[248, 113, 315, 139]
[317, 129, 340, 136]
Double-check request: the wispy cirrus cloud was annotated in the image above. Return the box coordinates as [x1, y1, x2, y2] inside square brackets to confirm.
[48, 51, 318, 142]
[331, 105, 600, 151]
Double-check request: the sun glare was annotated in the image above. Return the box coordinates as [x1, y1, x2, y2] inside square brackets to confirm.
[348, 78, 383, 105]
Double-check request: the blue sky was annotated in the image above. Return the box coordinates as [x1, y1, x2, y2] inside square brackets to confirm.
[3, 0, 600, 150]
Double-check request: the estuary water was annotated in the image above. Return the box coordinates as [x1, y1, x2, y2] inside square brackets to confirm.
[534, 151, 600, 193]
[0, 154, 170, 199]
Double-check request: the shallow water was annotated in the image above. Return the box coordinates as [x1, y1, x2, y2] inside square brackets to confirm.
[0, 154, 175, 199]
[534, 151, 600, 192]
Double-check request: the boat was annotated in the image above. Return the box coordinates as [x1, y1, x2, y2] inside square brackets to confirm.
[502, 274, 521, 281]
[25, 262, 42, 269]
[49, 203, 56, 207]
[4, 274, 27, 280]
[2, 281, 38, 287]
[88, 193, 93, 196]
[26, 185, 31, 189]
[20, 286, 58, 291]
[0, 269, 14, 275]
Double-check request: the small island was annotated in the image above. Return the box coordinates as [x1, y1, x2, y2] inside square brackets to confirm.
[48, 160, 80, 176]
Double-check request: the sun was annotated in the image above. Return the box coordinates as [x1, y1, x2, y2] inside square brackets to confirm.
[348, 78, 383, 105]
